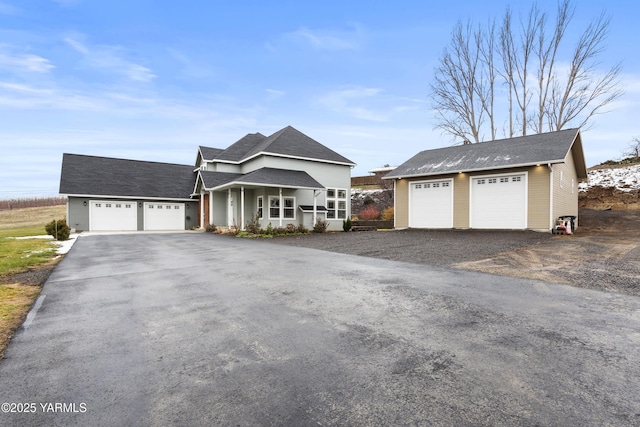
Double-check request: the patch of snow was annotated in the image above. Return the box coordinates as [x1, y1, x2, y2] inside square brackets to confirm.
[579, 164, 640, 192]
[13, 233, 79, 255]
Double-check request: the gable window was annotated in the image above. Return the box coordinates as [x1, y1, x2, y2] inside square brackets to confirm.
[257, 196, 263, 219]
[268, 196, 295, 220]
[326, 188, 347, 220]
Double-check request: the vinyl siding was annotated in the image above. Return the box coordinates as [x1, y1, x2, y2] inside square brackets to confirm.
[527, 165, 551, 230]
[552, 150, 580, 227]
[393, 165, 551, 230]
[395, 179, 409, 227]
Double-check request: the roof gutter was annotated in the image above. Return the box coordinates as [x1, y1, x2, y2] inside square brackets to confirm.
[382, 158, 567, 180]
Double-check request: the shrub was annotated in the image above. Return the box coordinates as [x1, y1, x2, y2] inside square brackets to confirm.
[313, 220, 328, 233]
[245, 213, 262, 234]
[285, 224, 298, 234]
[205, 223, 216, 233]
[381, 206, 394, 221]
[297, 224, 309, 234]
[359, 205, 380, 221]
[45, 219, 70, 241]
[264, 223, 274, 235]
[363, 195, 375, 205]
[343, 218, 352, 232]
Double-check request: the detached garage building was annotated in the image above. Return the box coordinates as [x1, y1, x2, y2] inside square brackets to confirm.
[59, 154, 199, 232]
[384, 129, 587, 231]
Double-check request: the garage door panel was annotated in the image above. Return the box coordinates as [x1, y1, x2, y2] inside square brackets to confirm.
[471, 174, 526, 229]
[410, 180, 453, 228]
[90, 201, 137, 231]
[144, 202, 185, 230]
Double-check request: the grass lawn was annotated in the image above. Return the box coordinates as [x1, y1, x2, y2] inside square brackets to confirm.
[0, 205, 66, 357]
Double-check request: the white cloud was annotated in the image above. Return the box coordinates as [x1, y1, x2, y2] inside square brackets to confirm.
[265, 88, 285, 99]
[276, 24, 364, 52]
[64, 35, 156, 82]
[0, 47, 54, 73]
[317, 86, 389, 121]
[0, 1, 20, 15]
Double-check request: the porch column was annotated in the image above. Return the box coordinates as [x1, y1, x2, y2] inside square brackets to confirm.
[279, 187, 283, 226]
[313, 190, 319, 226]
[209, 190, 213, 226]
[200, 191, 204, 228]
[227, 188, 232, 228]
[240, 187, 245, 231]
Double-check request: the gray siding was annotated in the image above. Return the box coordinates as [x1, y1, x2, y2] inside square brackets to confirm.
[67, 196, 197, 231]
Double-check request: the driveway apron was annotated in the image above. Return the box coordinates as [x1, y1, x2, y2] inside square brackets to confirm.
[0, 233, 639, 426]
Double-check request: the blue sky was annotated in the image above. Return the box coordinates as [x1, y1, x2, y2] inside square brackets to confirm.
[1, 0, 638, 197]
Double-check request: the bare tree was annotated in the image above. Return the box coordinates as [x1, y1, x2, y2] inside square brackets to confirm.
[625, 136, 640, 159]
[430, 0, 623, 143]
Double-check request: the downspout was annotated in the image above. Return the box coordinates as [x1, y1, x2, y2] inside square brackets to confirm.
[393, 180, 397, 229]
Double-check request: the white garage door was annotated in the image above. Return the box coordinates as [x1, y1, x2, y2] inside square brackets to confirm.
[471, 174, 527, 229]
[410, 179, 453, 228]
[90, 201, 137, 231]
[144, 202, 185, 231]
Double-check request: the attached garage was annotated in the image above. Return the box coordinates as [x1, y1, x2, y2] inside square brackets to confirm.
[144, 202, 185, 230]
[409, 179, 453, 228]
[470, 173, 527, 229]
[90, 200, 137, 231]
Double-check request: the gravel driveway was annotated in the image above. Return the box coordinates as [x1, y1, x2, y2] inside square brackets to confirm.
[272, 209, 640, 296]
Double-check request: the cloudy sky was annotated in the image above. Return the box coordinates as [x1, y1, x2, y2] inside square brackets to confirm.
[1, 0, 638, 197]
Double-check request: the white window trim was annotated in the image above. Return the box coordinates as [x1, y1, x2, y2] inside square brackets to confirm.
[257, 196, 264, 220]
[268, 196, 296, 220]
[326, 188, 348, 220]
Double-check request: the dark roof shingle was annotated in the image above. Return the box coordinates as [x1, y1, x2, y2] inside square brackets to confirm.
[60, 154, 196, 199]
[386, 129, 582, 179]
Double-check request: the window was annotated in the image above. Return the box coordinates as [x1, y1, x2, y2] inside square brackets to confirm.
[512, 176, 521, 182]
[158, 205, 163, 209]
[125, 204, 131, 208]
[425, 183, 431, 188]
[105, 203, 112, 208]
[268, 196, 295, 219]
[174, 205, 179, 210]
[500, 177, 508, 183]
[477, 179, 485, 185]
[415, 184, 422, 189]
[95, 203, 102, 207]
[115, 204, 122, 208]
[257, 196, 263, 219]
[488, 178, 497, 184]
[433, 183, 440, 188]
[326, 188, 347, 219]
[442, 182, 450, 187]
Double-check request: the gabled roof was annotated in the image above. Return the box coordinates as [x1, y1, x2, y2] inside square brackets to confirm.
[197, 167, 324, 191]
[60, 154, 196, 200]
[385, 129, 586, 179]
[209, 126, 355, 166]
[213, 133, 266, 162]
[198, 146, 225, 162]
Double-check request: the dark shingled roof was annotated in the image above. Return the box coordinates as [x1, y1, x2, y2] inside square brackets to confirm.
[385, 129, 584, 179]
[198, 171, 243, 189]
[198, 146, 225, 161]
[199, 167, 324, 190]
[60, 153, 196, 199]
[211, 126, 355, 165]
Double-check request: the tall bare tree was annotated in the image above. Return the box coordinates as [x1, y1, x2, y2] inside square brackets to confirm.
[430, 0, 623, 143]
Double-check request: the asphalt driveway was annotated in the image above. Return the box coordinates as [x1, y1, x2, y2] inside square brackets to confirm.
[1, 233, 639, 426]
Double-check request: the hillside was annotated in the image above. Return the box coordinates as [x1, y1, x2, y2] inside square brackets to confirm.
[579, 159, 640, 210]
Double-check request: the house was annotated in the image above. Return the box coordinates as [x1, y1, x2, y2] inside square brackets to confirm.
[59, 126, 355, 232]
[383, 129, 587, 231]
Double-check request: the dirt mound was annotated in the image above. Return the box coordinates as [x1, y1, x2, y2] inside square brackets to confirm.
[579, 185, 640, 210]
